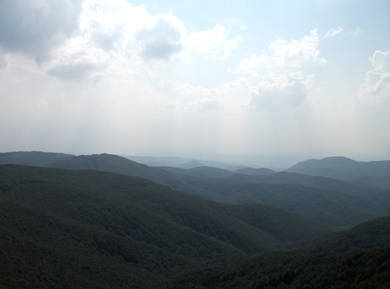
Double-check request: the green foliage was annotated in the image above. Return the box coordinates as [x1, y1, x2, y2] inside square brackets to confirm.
[174, 248, 390, 289]
[0, 151, 74, 166]
[3, 152, 390, 228]
[287, 157, 390, 190]
[0, 164, 335, 288]
[1, 157, 389, 288]
[186, 178, 390, 228]
[299, 215, 390, 253]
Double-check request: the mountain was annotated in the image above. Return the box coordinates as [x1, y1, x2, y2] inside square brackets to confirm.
[173, 248, 390, 288]
[49, 153, 154, 177]
[286, 156, 390, 190]
[0, 151, 74, 166]
[228, 171, 368, 194]
[6, 152, 389, 228]
[182, 177, 390, 228]
[0, 164, 335, 288]
[173, 215, 390, 288]
[287, 156, 358, 172]
[158, 165, 233, 179]
[125, 156, 243, 170]
[1, 159, 389, 288]
[233, 167, 275, 176]
[46, 153, 219, 197]
[179, 160, 205, 169]
[125, 155, 195, 167]
[300, 215, 390, 253]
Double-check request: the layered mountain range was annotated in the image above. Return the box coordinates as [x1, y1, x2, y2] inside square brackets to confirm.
[0, 151, 389, 288]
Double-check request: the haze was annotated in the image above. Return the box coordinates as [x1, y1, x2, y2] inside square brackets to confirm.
[1, 0, 389, 166]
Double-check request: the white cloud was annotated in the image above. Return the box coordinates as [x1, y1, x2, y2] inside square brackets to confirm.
[348, 27, 364, 37]
[186, 97, 223, 112]
[47, 62, 106, 81]
[136, 14, 185, 60]
[184, 25, 242, 59]
[324, 27, 343, 38]
[0, 0, 242, 81]
[359, 49, 390, 102]
[235, 29, 325, 74]
[0, 50, 8, 69]
[249, 72, 310, 111]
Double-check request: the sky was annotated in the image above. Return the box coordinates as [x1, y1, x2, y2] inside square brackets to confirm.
[0, 0, 389, 166]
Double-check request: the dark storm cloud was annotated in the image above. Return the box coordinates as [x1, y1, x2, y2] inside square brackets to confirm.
[135, 17, 183, 60]
[0, 0, 83, 62]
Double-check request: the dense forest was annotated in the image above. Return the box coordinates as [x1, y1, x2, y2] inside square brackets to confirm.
[0, 152, 389, 288]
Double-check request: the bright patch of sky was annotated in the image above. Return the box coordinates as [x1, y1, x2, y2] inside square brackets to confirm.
[0, 0, 389, 166]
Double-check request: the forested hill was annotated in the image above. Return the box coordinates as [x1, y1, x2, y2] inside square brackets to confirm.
[299, 215, 390, 253]
[286, 156, 390, 189]
[1, 156, 390, 288]
[173, 215, 390, 288]
[2, 152, 390, 229]
[173, 248, 390, 289]
[0, 151, 74, 166]
[0, 164, 333, 288]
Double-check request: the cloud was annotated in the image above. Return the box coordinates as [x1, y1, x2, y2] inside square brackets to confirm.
[136, 14, 184, 60]
[47, 62, 106, 80]
[184, 25, 242, 59]
[348, 27, 363, 37]
[0, 50, 8, 69]
[186, 97, 222, 112]
[249, 73, 309, 111]
[91, 23, 125, 52]
[324, 27, 343, 38]
[236, 29, 325, 74]
[0, 0, 83, 63]
[0, 0, 243, 80]
[359, 49, 390, 102]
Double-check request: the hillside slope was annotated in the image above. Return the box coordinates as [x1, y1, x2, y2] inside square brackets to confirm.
[0, 151, 74, 166]
[300, 215, 390, 253]
[4, 152, 390, 228]
[0, 165, 334, 288]
[174, 215, 390, 288]
[184, 178, 390, 228]
[41, 153, 390, 227]
[286, 157, 390, 189]
[173, 248, 390, 289]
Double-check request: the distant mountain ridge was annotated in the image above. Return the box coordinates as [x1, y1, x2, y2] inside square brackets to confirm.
[288, 156, 358, 170]
[179, 160, 205, 169]
[286, 156, 390, 190]
[1, 152, 390, 288]
[1, 151, 390, 228]
[0, 151, 74, 166]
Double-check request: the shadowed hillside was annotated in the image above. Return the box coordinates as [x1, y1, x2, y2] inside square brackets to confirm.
[173, 215, 390, 288]
[3, 152, 390, 229]
[182, 178, 390, 228]
[0, 164, 334, 288]
[300, 215, 390, 253]
[173, 248, 390, 289]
